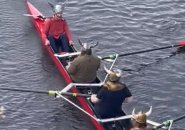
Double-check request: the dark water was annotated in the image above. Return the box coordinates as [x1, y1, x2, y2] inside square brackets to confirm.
[0, 0, 185, 130]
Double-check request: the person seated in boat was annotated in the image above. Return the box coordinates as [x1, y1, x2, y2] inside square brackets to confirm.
[67, 40, 100, 83]
[90, 66, 133, 130]
[131, 108, 152, 130]
[43, 4, 73, 53]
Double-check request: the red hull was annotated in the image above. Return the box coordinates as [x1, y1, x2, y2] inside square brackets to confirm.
[26, 1, 104, 130]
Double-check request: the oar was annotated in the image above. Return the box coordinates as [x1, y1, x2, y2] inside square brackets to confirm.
[0, 87, 90, 97]
[100, 41, 185, 60]
[152, 115, 185, 130]
[23, 14, 46, 19]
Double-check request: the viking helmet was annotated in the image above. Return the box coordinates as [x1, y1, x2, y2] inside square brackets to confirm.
[104, 66, 122, 82]
[54, 4, 63, 14]
[132, 106, 152, 124]
[78, 39, 99, 55]
[48, 0, 68, 14]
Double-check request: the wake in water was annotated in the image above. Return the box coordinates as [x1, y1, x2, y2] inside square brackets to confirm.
[0, 106, 6, 119]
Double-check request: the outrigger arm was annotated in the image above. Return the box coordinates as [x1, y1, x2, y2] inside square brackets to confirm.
[58, 83, 163, 126]
[55, 91, 163, 126]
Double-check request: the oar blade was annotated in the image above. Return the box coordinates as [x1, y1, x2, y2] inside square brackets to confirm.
[178, 41, 185, 46]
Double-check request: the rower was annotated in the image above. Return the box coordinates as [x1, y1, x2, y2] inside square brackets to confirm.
[67, 40, 100, 83]
[91, 66, 133, 130]
[43, 3, 73, 53]
[131, 108, 152, 130]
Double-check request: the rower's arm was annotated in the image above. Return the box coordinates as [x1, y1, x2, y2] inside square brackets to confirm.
[42, 19, 51, 39]
[124, 96, 133, 103]
[64, 20, 73, 45]
[123, 86, 133, 103]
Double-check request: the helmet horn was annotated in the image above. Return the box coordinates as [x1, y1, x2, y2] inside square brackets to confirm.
[78, 39, 83, 47]
[48, 2, 55, 11]
[59, 0, 68, 13]
[115, 69, 122, 77]
[104, 65, 112, 75]
[145, 106, 152, 116]
[90, 41, 99, 48]
[132, 108, 136, 116]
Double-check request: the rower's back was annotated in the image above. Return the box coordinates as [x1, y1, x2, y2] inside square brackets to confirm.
[67, 40, 100, 83]
[94, 81, 132, 118]
[68, 53, 100, 83]
[91, 67, 133, 130]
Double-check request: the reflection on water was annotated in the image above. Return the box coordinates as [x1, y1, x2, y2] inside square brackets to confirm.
[0, 0, 185, 129]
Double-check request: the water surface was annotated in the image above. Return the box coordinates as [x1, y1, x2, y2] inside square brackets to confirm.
[0, 0, 185, 129]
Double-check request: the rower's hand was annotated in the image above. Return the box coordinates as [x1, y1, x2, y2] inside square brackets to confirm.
[37, 15, 46, 20]
[69, 40, 74, 46]
[45, 39, 50, 46]
[91, 94, 99, 103]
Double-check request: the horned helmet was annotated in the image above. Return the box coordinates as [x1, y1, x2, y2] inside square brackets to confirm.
[78, 39, 99, 55]
[104, 66, 122, 82]
[132, 106, 152, 124]
[48, 0, 68, 15]
[54, 4, 63, 14]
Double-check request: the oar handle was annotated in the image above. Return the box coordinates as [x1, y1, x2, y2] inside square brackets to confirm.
[37, 15, 46, 19]
[61, 92, 90, 97]
[153, 115, 185, 130]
